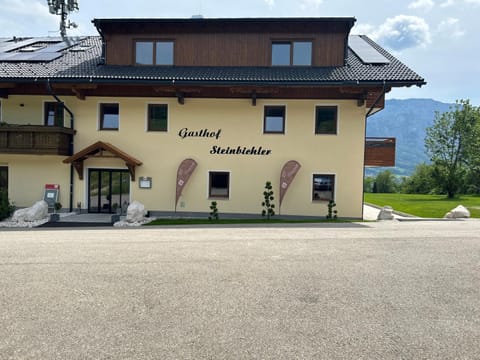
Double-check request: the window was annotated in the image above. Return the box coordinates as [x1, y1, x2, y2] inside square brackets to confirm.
[315, 106, 337, 134]
[312, 174, 335, 201]
[0, 166, 7, 192]
[100, 103, 119, 130]
[209, 172, 230, 199]
[147, 104, 168, 131]
[135, 42, 153, 65]
[272, 41, 312, 66]
[44, 102, 64, 127]
[264, 106, 285, 134]
[135, 41, 174, 65]
[0, 99, 2, 122]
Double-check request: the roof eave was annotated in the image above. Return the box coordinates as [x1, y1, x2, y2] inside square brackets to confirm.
[1, 77, 426, 88]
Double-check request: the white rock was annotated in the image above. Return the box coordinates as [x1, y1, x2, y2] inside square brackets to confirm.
[444, 205, 470, 219]
[377, 205, 394, 220]
[12, 200, 49, 222]
[126, 201, 147, 223]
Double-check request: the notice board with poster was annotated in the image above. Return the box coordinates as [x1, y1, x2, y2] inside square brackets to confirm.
[43, 184, 59, 208]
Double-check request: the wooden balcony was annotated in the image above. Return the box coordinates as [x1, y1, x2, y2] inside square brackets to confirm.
[365, 137, 396, 167]
[0, 125, 74, 156]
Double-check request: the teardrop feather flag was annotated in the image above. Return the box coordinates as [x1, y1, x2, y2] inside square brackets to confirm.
[279, 160, 301, 211]
[175, 158, 198, 211]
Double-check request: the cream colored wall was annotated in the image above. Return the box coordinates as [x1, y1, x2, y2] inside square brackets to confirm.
[1, 95, 366, 217]
[68, 97, 366, 218]
[0, 154, 70, 208]
[2, 95, 72, 127]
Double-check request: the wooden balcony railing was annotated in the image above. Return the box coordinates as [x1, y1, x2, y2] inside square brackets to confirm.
[0, 125, 75, 156]
[365, 137, 396, 167]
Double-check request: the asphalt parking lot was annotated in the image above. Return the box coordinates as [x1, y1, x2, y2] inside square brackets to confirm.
[1, 220, 480, 359]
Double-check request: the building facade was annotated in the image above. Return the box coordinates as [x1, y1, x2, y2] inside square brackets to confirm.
[0, 17, 424, 219]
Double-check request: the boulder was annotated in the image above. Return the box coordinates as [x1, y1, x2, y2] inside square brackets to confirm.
[12, 200, 49, 222]
[126, 201, 147, 223]
[444, 205, 470, 219]
[377, 205, 394, 220]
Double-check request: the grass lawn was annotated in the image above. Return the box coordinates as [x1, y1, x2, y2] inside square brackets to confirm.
[364, 193, 480, 218]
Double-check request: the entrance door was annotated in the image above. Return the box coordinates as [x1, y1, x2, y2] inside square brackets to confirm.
[88, 169, 130, 213]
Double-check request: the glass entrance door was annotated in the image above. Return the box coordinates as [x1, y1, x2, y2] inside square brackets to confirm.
[88, 169, 130, 213]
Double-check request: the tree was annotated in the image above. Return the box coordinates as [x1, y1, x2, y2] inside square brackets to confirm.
[402, 163, 436, 194]
[425, 99, 480, 198]
[363, 176, 375, 193]
[374, 170, 398, 193]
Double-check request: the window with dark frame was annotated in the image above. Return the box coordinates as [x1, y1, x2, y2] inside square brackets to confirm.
[100, 103, 119, 130]
[312, 174, 335, 201]
[44, 102, 64, 127]
[272, 41, 312, 66]
[264, 106, 286, 134]
[135, 40, 174, 65]
[0, 166, 8, 192]
[209, 172, 230, 199]
[315, 106, 337, 134]
[147, 104, 168, 132]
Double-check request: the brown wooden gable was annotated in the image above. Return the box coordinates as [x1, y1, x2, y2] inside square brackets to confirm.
[63, 141, 142, 181]
[94, 18, 355, 67]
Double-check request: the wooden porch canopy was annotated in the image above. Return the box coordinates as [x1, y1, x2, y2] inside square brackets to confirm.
[63, 141, 143, 181]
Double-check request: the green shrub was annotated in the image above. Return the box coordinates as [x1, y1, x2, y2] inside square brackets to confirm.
[326, 200, 338, 220]
[209, 201, 219, 220]
[261, 181, 275, 220]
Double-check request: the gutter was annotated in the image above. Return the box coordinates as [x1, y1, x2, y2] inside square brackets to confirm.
[46, 79, 75, 213]
[20, 77, 426, 88]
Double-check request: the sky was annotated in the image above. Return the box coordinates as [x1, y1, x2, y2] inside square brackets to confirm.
[0, 0, 479, 105]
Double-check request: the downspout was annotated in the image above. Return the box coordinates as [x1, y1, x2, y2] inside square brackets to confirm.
[46, 79, 75, 212]
[362, 81, 387, 220]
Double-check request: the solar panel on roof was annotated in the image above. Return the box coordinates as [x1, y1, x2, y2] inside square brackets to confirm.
[0, 37, 81, 63]
[349, 35, 390, 64]
[28, 53, 63, 61]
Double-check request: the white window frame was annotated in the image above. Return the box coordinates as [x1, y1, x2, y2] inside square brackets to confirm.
[207, 170, 231, 200]
[311, 172, 336, 202]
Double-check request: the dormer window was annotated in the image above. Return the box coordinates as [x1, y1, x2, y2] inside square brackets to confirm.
[135, 40, 174, 65]
[272, 41, 312, 66]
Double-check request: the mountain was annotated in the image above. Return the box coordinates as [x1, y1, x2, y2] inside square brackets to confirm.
[366, 98, 453, 177]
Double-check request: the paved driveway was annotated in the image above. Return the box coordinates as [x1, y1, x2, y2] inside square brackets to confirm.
[1, 220, 480, 359]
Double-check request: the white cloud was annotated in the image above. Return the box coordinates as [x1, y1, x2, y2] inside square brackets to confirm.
[372, 15, 431, 51]
[263, 0, 275, 7]
[408, 0, 435, 10]
[300, 0, 323, 10]
[0, 0, 58, 36]
[437, 17, 465, 38]
[440, 0, 455, 6]
[441, 0, 480, 5]
[351, 23, 376, 36]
